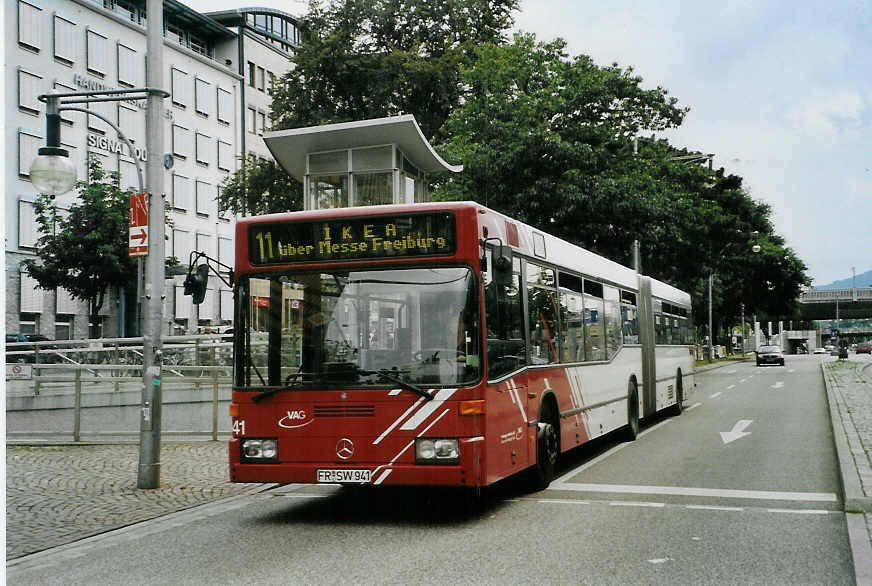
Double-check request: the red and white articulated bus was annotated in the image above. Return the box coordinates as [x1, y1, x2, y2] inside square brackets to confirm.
[228, 201, 694, 490]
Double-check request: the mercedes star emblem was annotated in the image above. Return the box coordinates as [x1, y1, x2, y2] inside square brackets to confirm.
[336, 438, 355, 460]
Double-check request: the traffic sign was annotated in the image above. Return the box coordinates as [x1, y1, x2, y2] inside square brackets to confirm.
[129, 192, 148, 257]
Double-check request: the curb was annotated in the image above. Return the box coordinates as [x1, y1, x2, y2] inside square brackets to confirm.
[821, 362, 872, 513]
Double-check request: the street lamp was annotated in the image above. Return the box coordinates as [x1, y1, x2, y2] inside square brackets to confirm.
[29, 96, 76, 196]
[29, 82, 168, 490]
[707, 230, 760, 362]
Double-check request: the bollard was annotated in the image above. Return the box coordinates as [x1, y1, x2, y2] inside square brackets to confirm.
[212, 367, 220, 441]
[73, 368, 82, 442]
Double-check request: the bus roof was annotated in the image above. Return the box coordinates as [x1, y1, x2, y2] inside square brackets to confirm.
[236, 201, 690, 304]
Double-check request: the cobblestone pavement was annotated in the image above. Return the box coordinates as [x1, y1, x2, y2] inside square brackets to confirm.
[6, 442, 264, 560]
[822, 357, 872, 583]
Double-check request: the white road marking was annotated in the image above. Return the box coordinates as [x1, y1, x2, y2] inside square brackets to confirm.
[551, 483, 837, 502]
[686, 504, 744, 512]
[610, 501, 665, 508]
[771, 381, 784, 390]
[687, 402, 702, 411]
[710, 392, 722, 398]
[648, 558, 673, 564]
[720, 419, 753, 444]
[726, 384, 736, 390]
[766, 508, 831, 515]
[537, 499, 590, 505]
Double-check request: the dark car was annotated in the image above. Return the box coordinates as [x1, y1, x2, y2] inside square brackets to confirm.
[6, 333, 34, 363]
[857, 342, 872, 355]
[756, 345, 785, 366]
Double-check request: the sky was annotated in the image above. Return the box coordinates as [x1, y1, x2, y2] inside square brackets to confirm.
[185, 0, 871, 286]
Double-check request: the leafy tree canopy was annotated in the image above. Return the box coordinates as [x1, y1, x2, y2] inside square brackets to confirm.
[23, 160, 136, 331]
[218, 156, 302, 216]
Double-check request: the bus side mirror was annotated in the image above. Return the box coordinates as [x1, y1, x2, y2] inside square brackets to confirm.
[183, 264, 209, 304]
[493, 245, 513, 286]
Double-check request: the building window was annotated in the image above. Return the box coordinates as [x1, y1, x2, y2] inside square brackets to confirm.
[217, 139, 232, 171]
[195, 78, 211, 116]
[20, 272, 44, 314]
[117, 43, 138, 86]
[18, 1, 41, 52]
[86, 29, 108, 77]
[119, 158, 138, 191]
[167, 23, 185, 47]
[257, 111, 265, 136]
[172, 173, 191, 211]
[18, 130, 42, 177]
[19, 314, 40, 335]
[172, 124, 191, 159]
[54, 80, 76, 125]
[87, 98, 115, 135]
[246, 107, 256, 134]
[18, 200, 38, 249]
[195, 181, 213, 216]
[55, 315, 74, 340]
[195, 232, 214, 258]
[217, 87, 232, 124]
[53, 15, 76, 65]
[248, 61, 255, 87]
[172, 229, 191, 265]
[171, 67, 189, 108]
[256, 66, 265, 92]
[195, 132, 211, 165]
[18, 69, 42, 114]
[218, 237, 233, 266]
[117, 103, 141, 143]
[309, 175, 349, 210]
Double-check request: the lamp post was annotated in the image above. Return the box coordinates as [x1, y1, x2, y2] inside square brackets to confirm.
[707, 230, 760, 362]
[31, 15, 167, 488]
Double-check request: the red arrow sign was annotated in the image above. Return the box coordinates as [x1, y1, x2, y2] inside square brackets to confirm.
[129, 192, 148, 257]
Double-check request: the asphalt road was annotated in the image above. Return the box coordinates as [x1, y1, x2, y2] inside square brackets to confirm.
[8, 355, 855, 585]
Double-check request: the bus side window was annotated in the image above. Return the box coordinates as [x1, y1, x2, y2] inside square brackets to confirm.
[603, 285, 621, 359]
[526, 263, 559, 365]
[484, 251, 526, 379]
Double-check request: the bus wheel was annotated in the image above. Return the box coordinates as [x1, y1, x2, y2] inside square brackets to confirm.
[624, 379, 640, 441]
[530, 402, 559, 491]
[670, 370, 684, 416]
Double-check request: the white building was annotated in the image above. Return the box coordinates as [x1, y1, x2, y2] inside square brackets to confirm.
[5, 0, 300, 339]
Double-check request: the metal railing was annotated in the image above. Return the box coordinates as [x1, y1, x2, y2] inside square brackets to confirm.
[6, 335, 234, 442]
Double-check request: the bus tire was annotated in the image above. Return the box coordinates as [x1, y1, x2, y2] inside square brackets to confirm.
[529, 400, 559, 492]
[624, 379, 640, 441]
[670, 370, 684, 416]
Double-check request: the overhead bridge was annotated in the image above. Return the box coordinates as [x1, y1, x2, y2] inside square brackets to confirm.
[797, 287, 872, 320]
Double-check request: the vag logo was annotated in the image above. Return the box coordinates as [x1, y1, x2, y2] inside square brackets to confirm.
[278, 410, 313, 429]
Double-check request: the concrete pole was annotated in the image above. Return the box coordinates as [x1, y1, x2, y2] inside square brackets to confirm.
[740, 303, 745, 358]
[708, 272, 713, 361]
[138, 0, 165, 489]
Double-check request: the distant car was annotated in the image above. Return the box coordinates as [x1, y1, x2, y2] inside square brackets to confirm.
[756, 345, 785, 366]
[813, 347, 828, 355]
[857, 342, 872, 355]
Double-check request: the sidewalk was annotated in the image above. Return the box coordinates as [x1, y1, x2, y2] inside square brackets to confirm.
[822, 358, 872, 584]
[5, 442, 266, 560]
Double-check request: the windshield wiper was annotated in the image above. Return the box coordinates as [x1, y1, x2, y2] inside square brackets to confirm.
[360, 369, 433, 401]
[252, 372, 318, 403]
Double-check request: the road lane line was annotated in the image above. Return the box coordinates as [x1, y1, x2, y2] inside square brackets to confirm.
[766, 508, 831, 514]
[551, 483, 838, 502]
[710, 392, 722, 398]
[726, 384, 736, 390]
[610, 501, 665, 508]
[686, 504, 744, 512]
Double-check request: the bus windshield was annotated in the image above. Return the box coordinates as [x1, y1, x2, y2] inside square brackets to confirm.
[236, 267, 481, 389]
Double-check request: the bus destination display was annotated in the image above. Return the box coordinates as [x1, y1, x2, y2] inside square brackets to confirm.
[249, 212, 456, 265]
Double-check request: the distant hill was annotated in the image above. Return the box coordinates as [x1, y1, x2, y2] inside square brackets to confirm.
[816, 269, 872, 290]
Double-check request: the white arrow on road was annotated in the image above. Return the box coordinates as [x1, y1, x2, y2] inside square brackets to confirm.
[720, 420, 753, 444]
[771, 381, 784, 390]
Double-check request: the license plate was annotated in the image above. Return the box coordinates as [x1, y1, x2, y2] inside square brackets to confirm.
[317, 469, 372, 484]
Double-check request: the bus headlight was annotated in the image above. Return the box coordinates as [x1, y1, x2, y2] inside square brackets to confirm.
[415, 438, 459, 464]
[241, 438, 278, 462]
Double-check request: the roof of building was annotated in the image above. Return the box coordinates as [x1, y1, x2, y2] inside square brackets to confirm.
[205, 6, 302, 26]
[263, 115, 463, 181]
[165, 0, 237, 40]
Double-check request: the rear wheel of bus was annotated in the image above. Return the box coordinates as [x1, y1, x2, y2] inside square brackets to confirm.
[529, 399, 559, 491]
[624, 378, 640, 441]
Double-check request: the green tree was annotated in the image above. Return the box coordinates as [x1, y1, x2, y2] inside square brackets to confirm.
[271, 0, 518, 140]
[218, 156, 302, 216]
[23, 159, 137, 338]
